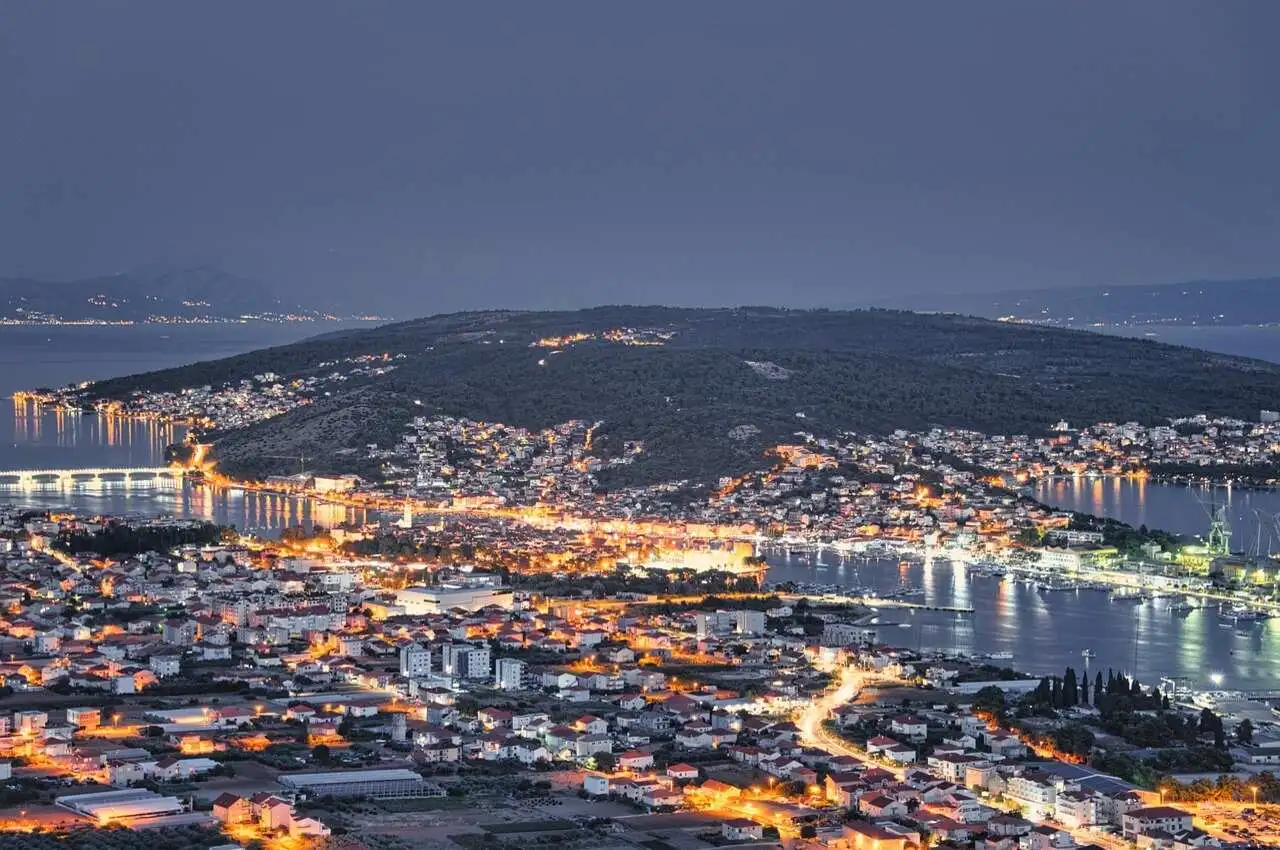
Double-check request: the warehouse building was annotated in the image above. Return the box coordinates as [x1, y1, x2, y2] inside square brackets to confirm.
[277, 768, 443, 799]
[395, 585, 513, 614]
[55, 788, 216, 829]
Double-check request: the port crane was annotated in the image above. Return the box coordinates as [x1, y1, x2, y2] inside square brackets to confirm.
[1194, 492, 1233, 556]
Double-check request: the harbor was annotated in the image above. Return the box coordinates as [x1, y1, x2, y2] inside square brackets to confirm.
[764, 547, 1280, 693]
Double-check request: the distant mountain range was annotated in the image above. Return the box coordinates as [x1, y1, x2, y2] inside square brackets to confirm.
[890, 277, 1280, 327]
[0, 267, 372, 323]
[79, 306, 1280, 486]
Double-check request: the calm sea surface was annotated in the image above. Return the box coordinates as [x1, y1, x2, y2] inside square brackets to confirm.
[3, 323, 1279, 690]
[0, 324, 374, 533]
[765, 550, 1280, 692]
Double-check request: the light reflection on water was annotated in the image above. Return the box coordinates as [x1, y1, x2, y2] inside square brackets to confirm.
[5, 401, 182, 470]
[0, 480, 369, 536]
[1036, 476, 1280, 544]
[766, 549, 1280, 692]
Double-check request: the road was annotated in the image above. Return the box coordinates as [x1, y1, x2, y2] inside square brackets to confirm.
[797, 666, 865, 760]
[796, 666, 908, 780]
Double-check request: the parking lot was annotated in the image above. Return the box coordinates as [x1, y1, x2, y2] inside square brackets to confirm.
[1195, 802, 1280, 847]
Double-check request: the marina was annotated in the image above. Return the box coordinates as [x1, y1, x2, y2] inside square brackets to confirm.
[765, 546, 1280, 692]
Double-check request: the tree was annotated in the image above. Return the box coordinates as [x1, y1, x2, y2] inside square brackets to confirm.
[1238, 719, 1255, 745]
[972, 686, 1007, 720]
[312, 744, 331, 763]
[1063, 667, 1078, 706]
[338, 713, 356, 738]
[1051, 724, 1096, 759]
[594, 752, 617, 772]
[1094, 671, 1104, 704]
[1080, 676, 1090, 706]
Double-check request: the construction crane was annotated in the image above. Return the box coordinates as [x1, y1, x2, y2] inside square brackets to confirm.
[265, 454, 310, 475]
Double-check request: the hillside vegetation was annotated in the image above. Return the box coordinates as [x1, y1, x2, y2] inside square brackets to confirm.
[81, 307, 1280, 486]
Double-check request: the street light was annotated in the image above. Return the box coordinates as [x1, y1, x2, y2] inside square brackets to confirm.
[1250, 785, 1259, 805]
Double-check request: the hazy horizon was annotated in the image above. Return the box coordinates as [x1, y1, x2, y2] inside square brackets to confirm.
[5, 3, 1280, 314]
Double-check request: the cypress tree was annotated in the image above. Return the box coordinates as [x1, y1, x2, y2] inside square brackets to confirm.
[1063, 667, 1079, 706]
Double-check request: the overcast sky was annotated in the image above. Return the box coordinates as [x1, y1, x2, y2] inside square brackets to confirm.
[2, 2, 1278, 314]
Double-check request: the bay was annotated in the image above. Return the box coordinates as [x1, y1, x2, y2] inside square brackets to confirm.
[766, 551, 1280, 693]
[1034, 476, 1280, 551]
[0, 323, 376, 533]
[1101, 323, 1280, 364]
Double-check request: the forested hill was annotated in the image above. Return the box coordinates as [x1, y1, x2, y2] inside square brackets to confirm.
[78, 307, 1280, 485]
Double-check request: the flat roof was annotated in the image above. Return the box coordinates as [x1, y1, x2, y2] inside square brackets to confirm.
[1034, 762, 1136, 795]
[58, 789, 161, 806]
[280, 768, 424, 786]
[56, 789, 184, 818]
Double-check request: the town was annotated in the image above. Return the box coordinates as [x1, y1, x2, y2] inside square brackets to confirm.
[0, 503, 1275, 850]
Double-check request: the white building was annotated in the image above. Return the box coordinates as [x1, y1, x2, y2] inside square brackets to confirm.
[1121, 806, 1193, 840]
[822, 621, 876, 647]
[399, 642, 432, 677]
[396, 586, 513, 615]
[494, 658, 526, 690]
[150, 654, 182, 678]
[1045, 529, 1105, 547]
[1006, 773, 1057, 819]
[734, 610, 766, 635]
[312, 474, 360, 493]
[442, 644, 491, 680]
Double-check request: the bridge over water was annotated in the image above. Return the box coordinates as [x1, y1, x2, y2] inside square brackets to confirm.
[0, 467, 186, 487]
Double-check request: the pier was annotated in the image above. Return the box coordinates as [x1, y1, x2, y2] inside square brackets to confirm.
[784, 592, 975, 614]
[0, 467, 186, 487]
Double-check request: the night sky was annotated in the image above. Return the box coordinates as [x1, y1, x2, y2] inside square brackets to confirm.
[3, 3, 1278, 314]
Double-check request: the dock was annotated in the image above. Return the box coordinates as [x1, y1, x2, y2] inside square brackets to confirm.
[783, 593, 975, 614]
